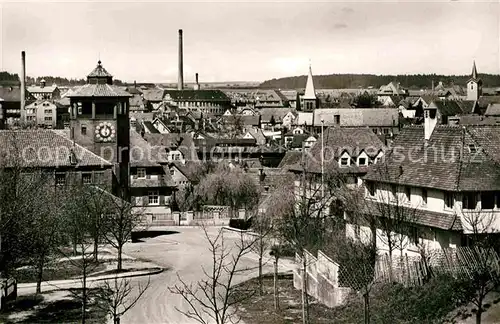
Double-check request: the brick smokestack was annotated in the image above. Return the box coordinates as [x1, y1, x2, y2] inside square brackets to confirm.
[178, 29, 184, 90]
[20, 51, 26, 122]
[194, 73, 200, 90]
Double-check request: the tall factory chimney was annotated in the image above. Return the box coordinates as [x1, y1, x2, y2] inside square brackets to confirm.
[20, 51, 26, 122]
[178, 29, 184, 90]
[194, 73, 200, 90]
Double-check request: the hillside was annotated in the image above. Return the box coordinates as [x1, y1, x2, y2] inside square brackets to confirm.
[259, 73, 500, 90]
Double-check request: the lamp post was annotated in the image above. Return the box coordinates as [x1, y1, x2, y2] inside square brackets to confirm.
[321, 118, 325, 199]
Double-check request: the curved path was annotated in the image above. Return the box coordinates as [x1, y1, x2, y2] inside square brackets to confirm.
[121, 227, 294, 324]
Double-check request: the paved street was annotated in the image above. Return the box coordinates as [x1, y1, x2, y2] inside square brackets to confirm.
[120, 227, 294, 324]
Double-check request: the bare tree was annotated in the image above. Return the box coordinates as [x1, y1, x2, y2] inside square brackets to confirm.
[169, 226, 257, 324]
[250, 210, 274, 296]
[95, 276, 150, 324]
[459, 203, 500, 324]
[102, 189, 145, 271]
[270, 163, 348, 324]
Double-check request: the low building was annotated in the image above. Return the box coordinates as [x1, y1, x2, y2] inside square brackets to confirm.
[27, 80, 61, 100]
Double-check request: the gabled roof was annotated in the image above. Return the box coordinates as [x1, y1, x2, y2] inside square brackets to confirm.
[485, 103, 500, 117]
[164, 90, 229, 101]
[457, 100, 478, 114]
[278, 151, 303, 169]
[303, 65, 316, 100]
[142, 121, 160, 134]
[428, 100, 463, 117]
[364, 125, 500, 191]
[288, 127, 386, 174]
[0, 86, 33, 102]
[290, 134, 316, 149]
[143, 133, 199, 161]
[314, 108, 399, 127]
[27, 85, 58, 93]
[259, 108, 293, 123]
[130, 130, 168, 167]
[142, 89, 165, 102]
[68, 84, 132, 97]
[0, 130, 112, 168]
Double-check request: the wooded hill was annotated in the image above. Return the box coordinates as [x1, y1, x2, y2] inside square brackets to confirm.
[259, 73, 500, 90]
[0, 72, 125, 86]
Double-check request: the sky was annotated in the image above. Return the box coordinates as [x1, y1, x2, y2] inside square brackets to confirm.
[0, 0, 499, 83]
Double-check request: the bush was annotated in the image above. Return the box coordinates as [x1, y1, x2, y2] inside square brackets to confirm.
[229, 219, 251, 230]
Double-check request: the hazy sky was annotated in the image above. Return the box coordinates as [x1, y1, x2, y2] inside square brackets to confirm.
[1, 0, 499, 83]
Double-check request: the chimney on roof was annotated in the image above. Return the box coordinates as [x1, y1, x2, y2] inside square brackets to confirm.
[424, 102, 438, 141]
[178, 29, 184, 91]
[134, 80, 137, 88]
[20, 51, 26, 123]
[40, 79, 46, 88]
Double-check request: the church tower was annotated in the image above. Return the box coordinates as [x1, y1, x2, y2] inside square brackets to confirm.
[302, 63, 317, 112]
[467, 61, 482, 101]
[68, 60, 132, 198]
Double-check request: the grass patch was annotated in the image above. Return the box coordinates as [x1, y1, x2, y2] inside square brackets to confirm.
[233, 273, 474, 324]
[0, 289, 107, 324]
[13, 260, 106, 283]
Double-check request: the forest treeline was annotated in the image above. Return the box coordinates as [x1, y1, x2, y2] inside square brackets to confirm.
[0, 72, 125, 86]
[259, 73, 500, 89]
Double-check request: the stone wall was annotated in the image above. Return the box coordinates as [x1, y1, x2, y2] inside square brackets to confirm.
[293, 249, 352, 308]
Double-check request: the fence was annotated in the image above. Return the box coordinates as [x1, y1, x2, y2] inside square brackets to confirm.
[374, 246, 500, 286]
[0, 278, 17, 311]
[168, 206, 247, 226]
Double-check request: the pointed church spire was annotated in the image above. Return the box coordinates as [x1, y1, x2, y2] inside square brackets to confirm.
[303, 61, 316, 100]
[471, 60, 478, 80]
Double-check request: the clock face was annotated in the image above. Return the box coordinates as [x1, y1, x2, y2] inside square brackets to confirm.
[95, 122, 115, 142]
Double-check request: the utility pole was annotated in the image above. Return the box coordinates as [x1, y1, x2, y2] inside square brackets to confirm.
[321, 119, 324, 200]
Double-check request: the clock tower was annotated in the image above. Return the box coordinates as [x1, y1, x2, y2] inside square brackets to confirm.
[68, 60, 132, 198]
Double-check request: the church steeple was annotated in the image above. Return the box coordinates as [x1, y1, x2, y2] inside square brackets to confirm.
[303, 62, 316, 100]
[471, 60, 478, 80]
[467, 60, 482, 101]
[302, 62, 317, 112]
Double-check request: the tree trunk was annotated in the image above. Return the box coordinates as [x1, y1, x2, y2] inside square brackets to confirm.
[476, 292, 484, 324]
[476, 309, 482, 324]
[36, 258, 44, 294]
[117, 245, 123, 271]
[363, 291, 370, 324]
[93, 236, 99, 262]
[258, 236, 263, 295]
[82, 271, 87, 324]
[274, 256, 279, 311]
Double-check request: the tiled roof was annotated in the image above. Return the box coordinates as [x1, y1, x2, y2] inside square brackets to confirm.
[222, 114, 260, 126]
[27, 85, 58, 93]
[142, 121, 160, 134]
[0, 130, 111, 168]
[359, 200, 462, 231]
[295, 112, 313, 126]
[130, 130, 168, 167]
[129, 94, 145, 108]
[314, 108, 399, 127]
[259, 108, 293, 123]
[0, 87, 33, 102]
[457, 100, 478, 114]
[485, 103, 500, 116]
[87, 61, 113, 78]
[288, 127, 386, 174]
[68, 84, 132, 97]
[164, 90, 229, 101]
[459, 115, 500, 125]
[142, 89, 165, 102]
[429, 100, 463, 117]
[478, 96, 500, 108]
[143, 133, 199, 161]
[364, 125, 500, 191]
[278, 151, 303, 169]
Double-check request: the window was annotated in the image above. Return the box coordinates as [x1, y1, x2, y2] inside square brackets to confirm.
[358, 157, 367, 166]
[44, 109, 52, 114]
[463, 192, 477, 210]
[148, 190, 159, 205]
[81, 125, 87, 135]
[383, 128, 390, 135]
[405, 186, 411, 202]
[444, 192, 454, 209]
[55, 173, 66, 186]
[334, 115, 340, 125]
[94, 171, 104, 184]
[469, 144, 477, 154]
[170, 168, 175, 176]
[137, 168, 146, 178]
[422, 188, 428, 205]
[372, 128, 378, 134]
[44, 117, 52, 121]
[481, 192, 495, 210]
[340, 157, 349, 166]
[82, 173, 92, 184]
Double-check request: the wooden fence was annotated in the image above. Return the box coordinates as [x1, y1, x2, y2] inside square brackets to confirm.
[374, 246, 500, 286]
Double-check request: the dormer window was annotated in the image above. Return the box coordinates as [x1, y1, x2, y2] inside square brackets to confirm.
[469, 144, 478, 154]
[358, 157, 367, 166]
[340, 157, 349, 167]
